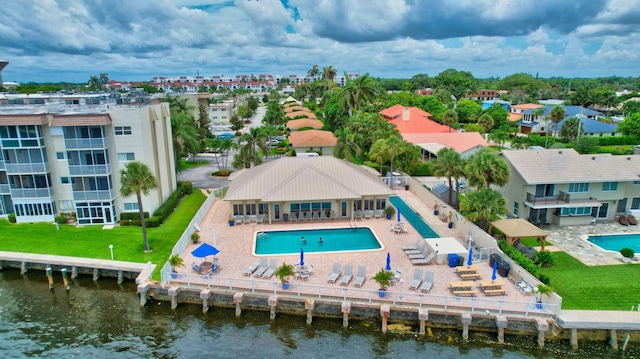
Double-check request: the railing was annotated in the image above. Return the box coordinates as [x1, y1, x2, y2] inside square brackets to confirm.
[0, 160, 4, 170]
[72, 189, 114, 201]
[68, 164, 110, 176]
[525, 191, 572, 206]
[0, 184, 9, 194]
[4, 162, 49, 174]
[64, 138, 107, 149]
[160, 272, 557, 317]
[10, 187, 54, 198]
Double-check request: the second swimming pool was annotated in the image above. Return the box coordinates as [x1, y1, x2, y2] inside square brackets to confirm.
[588, 233, 640, 253]
[388, 196, 439, 239]
[254, 227, 382, 255]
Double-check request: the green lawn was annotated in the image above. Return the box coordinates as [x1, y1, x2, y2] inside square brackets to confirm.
[0, 191, 206, 274]
[178, 158, 210, 172]
[539, 252, 640, 310]
[520, 237, 553, 247]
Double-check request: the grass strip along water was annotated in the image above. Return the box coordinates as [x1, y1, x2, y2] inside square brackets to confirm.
[0, 191, 206, 278]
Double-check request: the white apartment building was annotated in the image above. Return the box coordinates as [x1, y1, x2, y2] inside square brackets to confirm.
[0, 95, 176, 224]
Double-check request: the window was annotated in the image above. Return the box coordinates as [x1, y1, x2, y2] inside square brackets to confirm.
[61, 177, 70, 184]
[56, 152, 65, 160]
[560, 207, 593, 216]
[602, 182, 618, 192]
[117, 152, 135, 162]
[568, 183, 589, 193]
[513, 202, 519, 216]
[632, 198, 640, 210]
[114, 126, 132, 135]
[124, 202, 139, 211]
[634, 180, 640, 185]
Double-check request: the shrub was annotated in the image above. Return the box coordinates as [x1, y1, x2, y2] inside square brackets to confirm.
[178, 181, 193, 194]
[55, 215, 67, 224]
[153, 190, 182, 223]
[191, 232, 200, 244]
[119, 220, 131, 226]
[536, 273, 551, 285]
[147, 216, 160, 228]
[533, 250, 555, 268]
[620, 248, 635, 258]
[213, 169, 231, 177]
[598, 136, 639, 146]
[409, 162, 433, 176]
[120, 212, 150, 220]
[498, 240, 548, 284]
[8, 212, 16, 223]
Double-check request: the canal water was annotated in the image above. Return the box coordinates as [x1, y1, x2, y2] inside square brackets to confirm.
[0, 269, 634, 358]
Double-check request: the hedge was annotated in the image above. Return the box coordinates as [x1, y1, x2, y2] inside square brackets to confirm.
[178, 181, 193, 195]
[409, 162, 433, 176]
[8, 213, 16, 223]
[120, 212, 150, 220]
[498, 240, 550, 285]
[153, 190, 182, 223]
[598, 136, 639, 146]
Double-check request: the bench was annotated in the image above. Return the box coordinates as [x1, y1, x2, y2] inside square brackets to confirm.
[482, 289, 507, 296]
[459, 273, 481, 280]
[452, 290, 477, 297]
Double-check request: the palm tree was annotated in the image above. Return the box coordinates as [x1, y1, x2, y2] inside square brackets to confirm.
[368, 139, 389, 174]
[459, 189, 507, 230]
[333, 128, 363, 162]
[120, 162, 158, 253]
[477, 113, 494, 133]
[384, 135, 404, 173]
[441, 109, 458, 132]
[465, 148, 509, 190]
[239, 127, 269, 166]
[307, 64, 320, 79]
[432, 148, 465, 208]
[560, 117, 583, 141]
[99, 73, 109, 85]
[531, 107, 549, 148]
[171, 111, 199, 158]
[549, 106, 566, 138]
[88, 75, 100, 90]
[322, 65, 337, 91]
[339, 72, 378, 117]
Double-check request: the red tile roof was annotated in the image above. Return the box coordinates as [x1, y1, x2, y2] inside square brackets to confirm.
[289, 130, 337, 147]
[402, 132, 488, 154]
[379, 105, 448, 134]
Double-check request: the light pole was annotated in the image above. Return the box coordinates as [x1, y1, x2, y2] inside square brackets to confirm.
[109, 244, 114, 260]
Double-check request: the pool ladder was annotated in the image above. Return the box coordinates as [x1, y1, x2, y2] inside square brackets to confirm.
[349, 219, 358, 228]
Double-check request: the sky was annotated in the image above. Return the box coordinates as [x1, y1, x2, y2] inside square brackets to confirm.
[1, 0, 639, 83]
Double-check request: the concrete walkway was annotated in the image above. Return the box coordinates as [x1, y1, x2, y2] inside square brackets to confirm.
[557, 309, 640, 330]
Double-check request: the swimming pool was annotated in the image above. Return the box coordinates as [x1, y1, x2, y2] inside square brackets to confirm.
[254, 227, 382, 255]
[588, 233, 640, 253]
[388, 196, 439, 239]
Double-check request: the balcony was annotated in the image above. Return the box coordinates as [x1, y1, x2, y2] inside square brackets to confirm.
[0, 160, 4, 170]
[4, 162, 49, 174]
[0, 183, 10, 194]
[10, 187, 54, 199]
[72, 189, 114, 201]
[64, 138, 107, 149]
[68, 164, 110, 176]
[525, 191, 602, 208]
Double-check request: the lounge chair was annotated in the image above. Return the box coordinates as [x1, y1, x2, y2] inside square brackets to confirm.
[320, 211, 328, 220]
[300, 264, 314, 281]
[256, 215, 263, 224]
[243, 261, 260, 276]
[339, 264, 353, 286]
[327, 262, 342, 283]
[411, 251, 437, 265]
[355, 210, 362, 219]
[405, 242, 426, 255]
[419, 271, 434, 293]
[364, 210, 372, 219]
[628, 215, 638, 225]
[407, 249, 428, 260]
[619, 215, 629, 226]
[243, 215, 251, 224]
[261, 258, 278, 279]
[290, 212, 298, 222]
[305, 212, 312, 221]
[374, 210, 382, 219]
[408, 269, 424, 290]
[402, 239, 422, 251]
[253, 258, 269, 277]
[329, 210, 337, 220]
[353, 266, 366, 288]
[235, 215, 243, 225]
[191, 262, 203, 273]
[313, 211, 320, 221]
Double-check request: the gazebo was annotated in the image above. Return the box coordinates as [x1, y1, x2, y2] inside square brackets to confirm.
[488, 218, 549, 250]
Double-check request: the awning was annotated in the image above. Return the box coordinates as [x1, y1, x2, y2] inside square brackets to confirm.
[516, 121, 538, 127]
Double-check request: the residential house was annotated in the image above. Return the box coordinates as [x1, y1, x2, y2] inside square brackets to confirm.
[499, 148, 640, 226]
[402, 132, 488, 159]
[379, 105, 446, 134]
[468, 90, 497, 102]
[509, 103, 542, 123]
[517, 105, 602, 135]
[286, 118, 323, 132]
[224, 156, 395, 223]
[288, 130, 337, 156]
[0, 96, 176, 224]
[481, 99, 510, 110]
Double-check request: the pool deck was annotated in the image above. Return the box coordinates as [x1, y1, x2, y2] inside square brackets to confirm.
[175, 189, 534, 305]
[538, 222, 640, 266]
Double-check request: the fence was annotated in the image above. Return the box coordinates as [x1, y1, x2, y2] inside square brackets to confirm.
[159, 271, 557, 318]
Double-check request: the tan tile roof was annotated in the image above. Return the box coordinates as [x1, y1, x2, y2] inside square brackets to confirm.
[51, 114, 112, 126]
[289, 129, 337, 147]
[286, 118, 323, 130]
[501, 149, 639, 184]
[224, 156, 395, 202]
[0, 114, 49, 125]
[284, 106, 303, 113]
[285, 110, 317, 119]
[403, 132, 488, 154]
[510, 103, 543, 110]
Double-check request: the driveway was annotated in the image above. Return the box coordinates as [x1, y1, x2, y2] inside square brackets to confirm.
[177, 154, 229, 189]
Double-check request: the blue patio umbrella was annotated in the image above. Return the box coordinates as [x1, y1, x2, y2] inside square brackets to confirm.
[491, 260, 498, 281]
[397, 209, 401, 223]
[300, 248, 305, 267]
[385, 252, 391, 271]
[191, 243, 220, 260]
[467, 247, 473, 266]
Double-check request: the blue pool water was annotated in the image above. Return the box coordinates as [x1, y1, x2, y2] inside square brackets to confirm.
[254, 227, 382, 255]
[588, 233, 640, 253]
[388, 196, 439, 238]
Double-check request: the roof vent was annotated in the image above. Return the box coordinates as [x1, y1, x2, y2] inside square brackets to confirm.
[627, 157, 632, 160]
[558, 151, 563, 154]
[592, 156, 596, 160]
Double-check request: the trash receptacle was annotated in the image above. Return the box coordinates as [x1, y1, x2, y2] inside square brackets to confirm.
[405, 184, 409, 190]
[489, 253, 501, 267]
[457, 256, 465, 266]
[448, 254, 459, 268]
[498, 260, 510, 277]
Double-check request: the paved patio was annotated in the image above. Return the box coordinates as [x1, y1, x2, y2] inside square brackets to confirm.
[174, 190, 540, 307]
